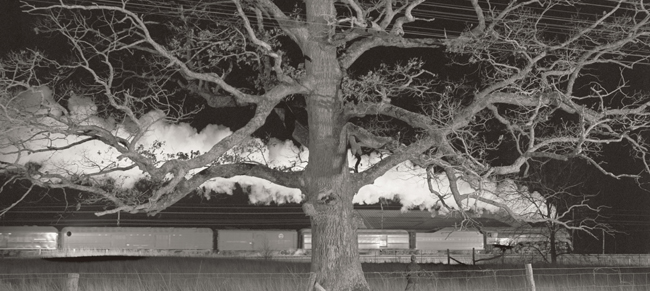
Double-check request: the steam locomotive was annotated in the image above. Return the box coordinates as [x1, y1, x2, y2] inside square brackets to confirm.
[0, 226, 570, 256]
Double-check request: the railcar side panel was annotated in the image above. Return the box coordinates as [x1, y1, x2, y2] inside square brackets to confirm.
[167, 229, 214, 250]
[416, 228, 484, 252]
[358, 230, 410, 249]
[386, 232, 410, 249]
[217, 230, 254, 251]
[0, 226, 58, 250]
[217, 230, 297, 251]
[299, 229, 312, 250]
[60, 227, 213, 250]
[299, 229, 409, 250]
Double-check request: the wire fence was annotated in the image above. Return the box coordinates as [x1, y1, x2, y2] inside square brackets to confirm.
[1, 266, 650, 291]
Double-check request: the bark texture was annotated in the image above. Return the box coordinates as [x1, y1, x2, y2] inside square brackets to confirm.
[300, 1, 369, 289]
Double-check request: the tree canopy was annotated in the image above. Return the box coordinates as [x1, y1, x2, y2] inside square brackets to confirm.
[2, 0, 650, 290]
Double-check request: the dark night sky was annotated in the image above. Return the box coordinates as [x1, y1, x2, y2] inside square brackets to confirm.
[0, 1, 49, 55]
[1, 0, 650, 254]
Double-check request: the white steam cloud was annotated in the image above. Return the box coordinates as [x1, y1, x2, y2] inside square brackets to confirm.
[351, 153, 548, 217]
[0, 87, 304, 204]
[1, 87, 548, 218]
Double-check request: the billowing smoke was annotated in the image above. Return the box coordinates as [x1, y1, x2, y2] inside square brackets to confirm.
[1, 88, 126, 179]
[200, 176, 303, 204]
[197, 138, 307, 204]
[351, 153, 549, 218]
[1, 87, 549, 217]
[0, 87, 305, 204]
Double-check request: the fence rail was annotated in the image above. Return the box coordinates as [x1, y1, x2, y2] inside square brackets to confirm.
[358, 252, 650, 266]
[2, 265, 650, 291]
[8, 249, 650, 267]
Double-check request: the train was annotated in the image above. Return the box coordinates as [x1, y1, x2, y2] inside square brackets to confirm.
[485, 227, 573, 254]
[0, 226, 570, 257]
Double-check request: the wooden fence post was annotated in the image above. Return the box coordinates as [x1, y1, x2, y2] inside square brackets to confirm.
[67, 273, 79, 291]
[447, 249, 450, 265]
[472, 248, 475, 265]
[525, 264, 536, 291]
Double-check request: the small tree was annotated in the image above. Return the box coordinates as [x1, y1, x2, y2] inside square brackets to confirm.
[2, 1, 650, 290]
[519, 159, 611, 264]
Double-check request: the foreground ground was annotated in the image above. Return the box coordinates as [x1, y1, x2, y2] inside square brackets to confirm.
[0, 257, 648, 290]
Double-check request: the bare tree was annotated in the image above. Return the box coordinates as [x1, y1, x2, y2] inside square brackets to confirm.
[518, 159, 612, 264]
[2, 0, 650, 290]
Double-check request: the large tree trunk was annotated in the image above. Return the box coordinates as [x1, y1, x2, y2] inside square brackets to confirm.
[307, 181, 369, 291]
[301, 1, 370, 290]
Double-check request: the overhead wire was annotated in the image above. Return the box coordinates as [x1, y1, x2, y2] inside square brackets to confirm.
[22, 0, 650, 67]
[24, 0, 649, 38]
[22, 1, 650, 47]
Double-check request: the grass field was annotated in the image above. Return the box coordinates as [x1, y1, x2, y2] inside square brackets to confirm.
[0, 257, 649, 290]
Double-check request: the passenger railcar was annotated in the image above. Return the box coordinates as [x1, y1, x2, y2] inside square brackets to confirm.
[0, 226, 58, 251]
[217, 229, 297, 251]
[300, 229, 409, 252]
[60, 227, 213, 250]
[416, 227, 484, 253]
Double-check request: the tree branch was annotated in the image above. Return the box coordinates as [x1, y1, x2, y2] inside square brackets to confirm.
[252, 0, 309, 46]
[233, 0, 295, 84]
[353, 132, 443, 191]
[23, 2, 260, 105]
[190, 163, 304, 190]
[340, 37, 442, 69]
